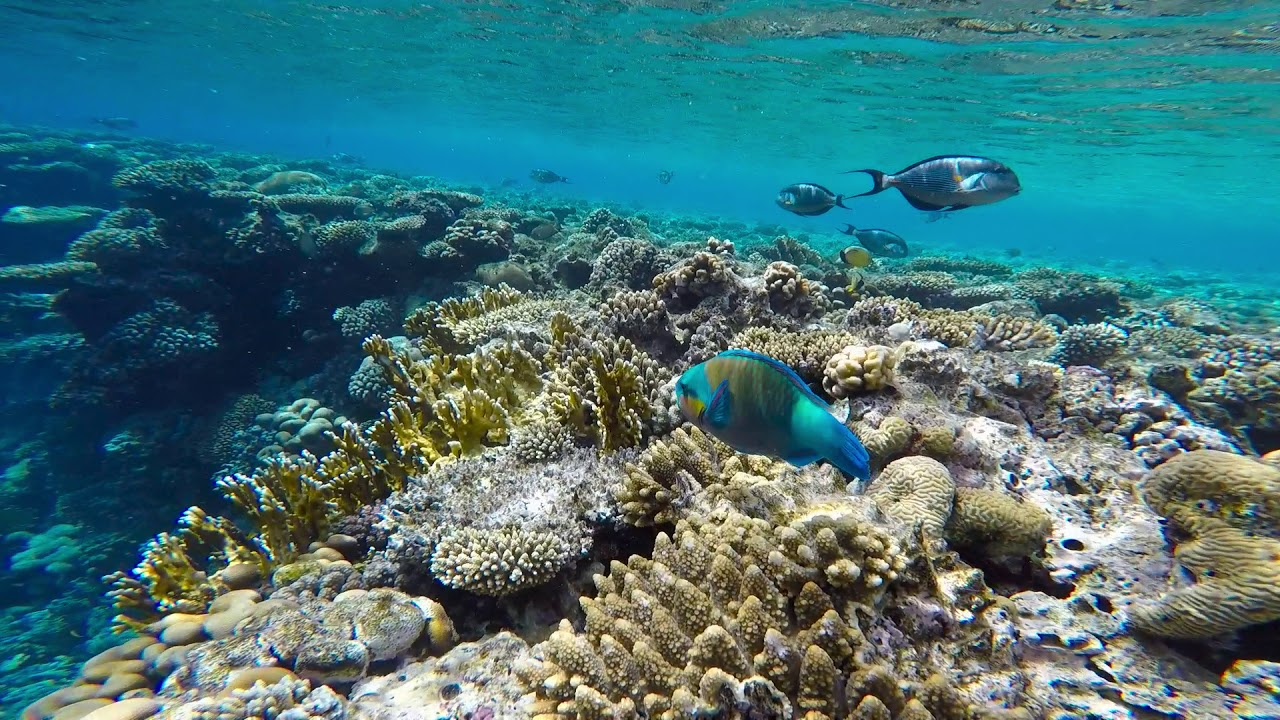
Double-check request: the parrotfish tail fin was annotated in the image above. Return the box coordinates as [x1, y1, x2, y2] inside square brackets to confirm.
[821, 414, 871, 481]
[841, 169, 887, 198]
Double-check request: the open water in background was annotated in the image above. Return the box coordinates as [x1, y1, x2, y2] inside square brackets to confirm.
[0, 0, 1277, 280]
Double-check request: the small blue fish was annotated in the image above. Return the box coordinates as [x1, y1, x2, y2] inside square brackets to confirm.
[674, 349, 870, 480]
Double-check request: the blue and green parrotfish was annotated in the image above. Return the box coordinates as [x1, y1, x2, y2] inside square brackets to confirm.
[675, 349, 871, 480]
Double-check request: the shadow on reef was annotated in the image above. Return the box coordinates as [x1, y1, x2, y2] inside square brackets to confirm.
[2, 123, 1280, 719]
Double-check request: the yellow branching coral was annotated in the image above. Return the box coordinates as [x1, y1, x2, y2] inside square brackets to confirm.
[944, 487, 1052, 559]
[403, 283, 526, 352]
[104, 507, 264, 631]
[544, 313, 669, 452]
[521, 506, 904, 720]
[363, 333, 543, 467]
[217, 455, 335, 565]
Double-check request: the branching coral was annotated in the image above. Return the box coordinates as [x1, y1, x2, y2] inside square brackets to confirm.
[730, 327, 857, 384]
[544, 313, 671, 452]
[762, 261, 831, 320]
[430, 526, 585, 596]
[404, 284, 526, 353]
[521, 505, 905, 720]
[65, 207, 166, 271]
[1048, 322, 1128, 368]
[653, 251, 737, 310]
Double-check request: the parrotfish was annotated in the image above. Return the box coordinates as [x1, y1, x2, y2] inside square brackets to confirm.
[843, 155, 1021, 212]
[776, 182, 852, 217]
[530, 169, 570, 184]
[674, 349, 870, 480]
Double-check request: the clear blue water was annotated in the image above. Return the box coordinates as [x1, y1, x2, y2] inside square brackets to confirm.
[2, 0, 1277, 278]
[2, 0, 1279, 715]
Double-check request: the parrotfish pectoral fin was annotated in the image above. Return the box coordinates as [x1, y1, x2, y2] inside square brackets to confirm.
[706, 379, 732, 427]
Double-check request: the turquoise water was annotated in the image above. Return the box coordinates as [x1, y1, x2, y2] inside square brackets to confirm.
[2, 0, 1278, 276]
[2, 0, 1280, 716]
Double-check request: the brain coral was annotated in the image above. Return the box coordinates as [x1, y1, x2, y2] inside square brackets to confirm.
[1132, 450, 1280, 637]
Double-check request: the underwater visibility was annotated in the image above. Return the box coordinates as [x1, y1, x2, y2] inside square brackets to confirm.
[2, 1, 1280, 719]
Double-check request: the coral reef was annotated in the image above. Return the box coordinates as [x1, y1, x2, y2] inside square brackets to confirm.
[6, 124, 1280, 720]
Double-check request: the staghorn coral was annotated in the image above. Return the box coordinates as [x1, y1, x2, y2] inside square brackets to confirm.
[521, 504, 906, 720]
[867, 456, 956, 541]
[944, 487, 1052, 559]
[1048, 322, 1127, 368]
[823, 344, 896, 398]
[430, 526, 586, 597]
[1131, 450, 1280, 638]
[762, 261, 831, 320]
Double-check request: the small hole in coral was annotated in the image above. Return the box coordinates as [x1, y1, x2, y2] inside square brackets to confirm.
[1061, 538, 1085, 551]
[1093, 594, 1114, 613]
[441, 683, 462, 701]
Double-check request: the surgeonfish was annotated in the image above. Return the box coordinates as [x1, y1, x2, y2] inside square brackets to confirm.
[838, 224, 909, 259]
[843, 155, 1020, 212]
[839, 245, 873, 268]
[674, 349, 871, 480]
[657, 169, 674, 185]
[776, 182, 853, 217]
[530, 169, 570, 184]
